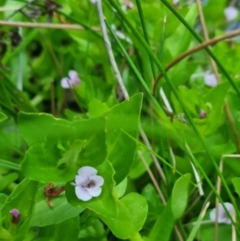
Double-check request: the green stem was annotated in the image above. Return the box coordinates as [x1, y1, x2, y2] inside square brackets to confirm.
[0, 159, 20, 171]
[135, 0, 157, 79]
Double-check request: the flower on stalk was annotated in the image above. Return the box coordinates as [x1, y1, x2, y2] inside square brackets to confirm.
[71, 166, 104, 201]
[10, 209, 21, 224]
[209, 202, 234, 224]
[61, 70, 80, 89]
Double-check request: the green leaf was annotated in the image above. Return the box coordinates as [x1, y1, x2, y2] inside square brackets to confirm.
[232, 177, 240, 197]
[202, 82, 230, 135]
[88, 98, 109, 117]
[35, 216, 80, 241]
[21, 115, 107, 182]
[21, 143, 78, 182]
[171, 173, 191, 220]
[197, 224, 232, 241]
[1, 179, 38, 241]
[57, 139, 84, 168]
[66, 160, 117, 218]
[105, 93, 143, 184]
[0, 172, 19, 191]
[129, 146, 152, 179]
[113, 177, 127, 199]
[149, 200, 174, 241]
[141, 184, 164, 220]
[99, 193, 148, 239]
[18, 112, 72, 146]
[73, 117, 107, 167]
[0, 193, 7, 210]
[166, 5, 197, 57]
[78, 217, 106, 240]
[31, 186, 84, 227]
[0, 112, 7, 123]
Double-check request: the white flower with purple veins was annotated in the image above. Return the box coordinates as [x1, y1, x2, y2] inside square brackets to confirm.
[61, 70, 80, 89]
[210, 202, 234, 224]
[72, 166, 104, 201]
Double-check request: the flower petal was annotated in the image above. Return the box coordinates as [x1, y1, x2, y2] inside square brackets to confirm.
[204, 73, 218, 87]
[61, 77, 71, 89]
[75, 186, 92, 201]
[199, 109, 207, 119]
[68, 70, 80, 86]
[209, 202, 233, 224]
[10, 208, 21, 224]
[87, 186, 102, 197]
[91, 175, 104, 187]
[77, 166, 98, 179]
[75, 174, 86, 185]
[224, 6, 238, 22]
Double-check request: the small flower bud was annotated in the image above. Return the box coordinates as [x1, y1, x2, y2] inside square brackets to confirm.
[10, 209, 20, 224]
[199, 109, 207, 119]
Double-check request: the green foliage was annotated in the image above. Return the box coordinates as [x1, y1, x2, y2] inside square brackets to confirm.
[1, 0, 240, 240]
[105, 93, 143, 184]
[31, 185, 84, 227]
[99, 193, 148, 239]
[149, 201, 174, 241]
[1, 179, 38, 240]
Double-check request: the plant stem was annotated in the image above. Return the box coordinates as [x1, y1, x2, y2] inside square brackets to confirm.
[0, 20, 100, 31]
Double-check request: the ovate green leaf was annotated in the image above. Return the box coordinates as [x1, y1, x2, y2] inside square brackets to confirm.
[171, 173, 191, 220]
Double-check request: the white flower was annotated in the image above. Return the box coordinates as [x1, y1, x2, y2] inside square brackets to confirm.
[71, 166, 104, 201]
[90, 0, 97, 4]
[224, 6, 238, 22]
[172, 0, 179, 5]
[61, 70, 80, 89]
[209, 202, 234, 224]
[204, 73, 218, 87]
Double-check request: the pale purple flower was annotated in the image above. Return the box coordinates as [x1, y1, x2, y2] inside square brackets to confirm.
[199, 109, 207, 119]
[124, 0, 134, 9]
[10, 209, 20, 224]
[172, 0, 179, 5]
[204, 73, 218, 87]
[61, 70, 80, 89]
[71, 166, 104, 201]
[210, 202, 234, 224]
[224, 6, 238, 22]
